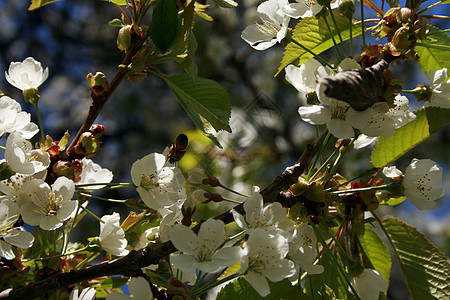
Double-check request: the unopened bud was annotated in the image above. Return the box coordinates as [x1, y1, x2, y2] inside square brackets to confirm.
[117, 25, 132, 52]
[90, 124, 105, 138]
[52, 159, 83, 182]
[86, 72, 108, 97]
[339, 0, 355, 19]
[73, 132, 102, 158]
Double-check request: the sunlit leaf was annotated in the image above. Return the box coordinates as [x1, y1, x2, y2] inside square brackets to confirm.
[149, 0, 178, 52]
[371, 107, 450, 168]
[29, 0, 61, 10]
[104, 0, 128, 5]
[383, 217, 450, 299]
[276, 12, 362, 76]
[100, 276, 129, 289]
[416, 24, 450, 78]
[165, 75, 231, 147]
[360, 226, 391, 285]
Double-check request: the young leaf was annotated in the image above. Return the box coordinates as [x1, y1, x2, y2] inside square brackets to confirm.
[149, 0, 178, 53]
[360, 226, 391, 284]
[217, 278, 306, 300]
[29, 0, 61, 10]
[100, 276, 129, 289]
[383, 217, 450, 299]
[276, 12, 362, 76]
[416, 25, 450, 78]
[104, 0, 128, 5]
[371, 107, 450, 168]
[165, 75, 231, 147]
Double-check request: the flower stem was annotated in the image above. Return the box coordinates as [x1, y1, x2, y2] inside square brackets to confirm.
[360, 1, 366, 47]
[311, 222, 362, 300]
[290, 38, 334, 69]
[416, 1, 441, 15]
[78, 203, 105, 223]
[74, 252, 97, 270]
[219, 184, 249, 197]
[309, 139, 343, 183]
[326, 6, 348, 57]
[32, 102, 45, 140]
[77, 192, 127, 203]
[349, 18, 354, 57]
[307, 131, 332, 181]
[322, 14, 344, 60]
[222, 197, 243, 204]
[63, 205, 81, 254]
[326, 184, 393, 195]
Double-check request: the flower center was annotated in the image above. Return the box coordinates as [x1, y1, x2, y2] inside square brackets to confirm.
[140, 173, 159, 191]
[40, 192, 63, 216]
[257, 13, 281, 35]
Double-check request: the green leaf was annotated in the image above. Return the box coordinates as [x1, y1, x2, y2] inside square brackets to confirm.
[276, 12, 362, 76]
[383, 217, 450, 299]
[371, 107, 450, 168]
[416, 25, 450, 78]
[360, 226, 391, 285]
[165, 75, 231, 147]
[28, 0, 61, 10]
[149, 0, 178, 52]
[104, 0, 128, 5]
[217, 278, 306, 299]
[100, 276, 129, 289]
[108, 19, 123, 27]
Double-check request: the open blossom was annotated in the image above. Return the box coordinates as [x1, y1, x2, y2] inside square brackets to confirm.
[0, 199, 34, 259]
[402, 159, 444, 210]
[240, 229, 296, 297]
[387, 94, 416, 129]
[241, 0, 290, 50]
[0, 96, 39, 139]
[5, 132, 50, 175]
[69, 287, 96, 300]
[131, 153, 186, 211]
[78, 158, 113, 189]
[424, 68, 450, 108]
[106, 277, 152, 300]
[169, 219, 241, 273]
[232, 187, 287, 235]
[351, 269, 388, 300]
[99, 212, 129, 256]
[358, 102, 395, 138]
[19, 176, 77, 230]
[5, 57, 49, 91]
[288, 223, 323, 275]
[285, 58, 333, 95]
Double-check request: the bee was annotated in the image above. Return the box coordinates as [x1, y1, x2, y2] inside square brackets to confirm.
[167, 134, 189, 164]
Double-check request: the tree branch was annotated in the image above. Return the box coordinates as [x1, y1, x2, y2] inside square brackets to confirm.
[1, 129, 328, 299]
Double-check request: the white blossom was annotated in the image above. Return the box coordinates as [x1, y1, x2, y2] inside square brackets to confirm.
[232, 187, 287, 235]
[169, 219, 242, 273]
[99, 213, 129, 257]
[240, 229, 296, 297]
[382, 166, 403, 179]
[106, 277, 152, 300]
[402, 159, 445, 210]
[0, 200, 34, 259]
[387, 94, 416, 128]
[424, 68, 450, 108]
[285, 58, 333, 95]
[288, 223, 323, 274]
[131, 153, 186, 211]
[0, 96, 39, 139]
[5, 57, 49, 91]
[78, 158, 113, 189]
[241, 0, 290, 50]
[351, 269, 388, 300]
[69, 287, 96, 300]
[357, 102, 395, 138]
[19, 176, 77, 230]
[5, 132, 50, 175]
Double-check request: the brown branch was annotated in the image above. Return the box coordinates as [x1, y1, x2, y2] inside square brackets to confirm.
[1, 129, 328, 299]
[64, 33, 146, 159]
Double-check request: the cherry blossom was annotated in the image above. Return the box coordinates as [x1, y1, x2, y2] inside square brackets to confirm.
[241, 0, 290, 50]
[351, 268, 388, 300]
[387, 94, 416, 129]
[240, 229, 296, 297]
[0, 96, 39, 139]
[403, 158, 444, 210]
[69, 287, 96, 300]
[19, 176, 77, 230]
[99, 212, 129, 256]
[169, 219, 241, 273]
[5, 132, 50, 175]
[78, 158, 113, 189]
[5, 57, 49, 91]
[424, 68, 450, 108]
[288, 223, 323, 274]
[131, 153, 186, 211]
[0, 199, 34, 259]
[106, 277, 152, 300]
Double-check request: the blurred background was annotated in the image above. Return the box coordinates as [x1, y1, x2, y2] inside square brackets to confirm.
[0, 1, 448, 298]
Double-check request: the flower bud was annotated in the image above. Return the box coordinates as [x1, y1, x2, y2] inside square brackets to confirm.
[339, 0, 355, 19]
[86, 72, 109, 97]
[73, 132, 102, 158]
[117, 25, 132, 52]
[51, 159, 83, 182]
[89, 124, 105, 138]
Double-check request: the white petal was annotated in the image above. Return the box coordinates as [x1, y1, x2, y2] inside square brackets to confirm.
[298, 105, 331, 125]
[4, 228, 34, 248]
[327, 119, 354, 139]
[128, 277, 152, 299]
[169, 224, 197, 253]
[170, 253, 197, 273]
[245, 271, 271, 297]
